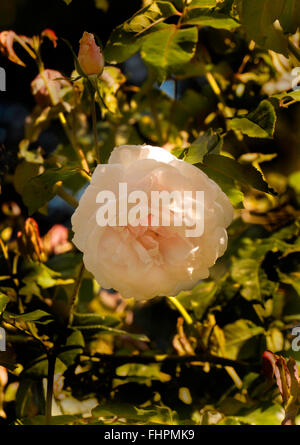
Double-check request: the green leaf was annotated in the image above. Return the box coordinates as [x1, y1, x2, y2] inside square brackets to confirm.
[58, 329, 85, 367]
[278, 271, 300, 296]
[228, 100, 276, 139]
[124, 1, 179, 34]
[176, 280, 218, 319]
[96, 66, 126, 114]
[223, 319, 265, 360]
[223, 403, 284, 425]
[273, 90, 300, 104]
[19, 261, 74, 300]
[22, 167, 78, 214]
[115, 363, 170, 383]
[104, 26, 144, 64]
[46, 252, 83, 278]
[231, 258, 277, 302]
[188, 0, 217, 7]
[72, 312, 120, 328]
[0, 292, 9, 316]
[280, 0, 300, 34]
[16, 379, 45, 418]
[104, 3, 174, 64]
[3, 310, 54, 325]
[63, 0, 72, 4]
[183, 8, 240, 30]
[19, 139, 44, 164]
[141, 25, 198, 83]
[200, 164, 244, 208]
[198, 154, 274, 194]
[92, 402, 146, 420]
[239, 0, 288, 55]
[289, 171, 300, 194]
[13, 161, 42, 197]
[92, 402, 174, 424]
[24, 355, 67, 378]
[184, 129, 222, 164]
[72, 321, 149, 341]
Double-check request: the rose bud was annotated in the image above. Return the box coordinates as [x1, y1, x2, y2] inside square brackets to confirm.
[78, 32, 104, 76]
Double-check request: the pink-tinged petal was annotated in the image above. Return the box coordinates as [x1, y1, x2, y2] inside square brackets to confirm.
[41, 29, 58, 48]
[78, 31, 104, 76]
[72, 144, 233, 300]
[0, 31, 26, 66]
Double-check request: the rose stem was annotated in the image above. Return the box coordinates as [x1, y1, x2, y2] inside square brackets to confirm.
[68, 263, 85, 327]
[45, 350, 56, 425]
[39, 69, 91, 179]
[90, 92, 100, 163]
[56, 184, 78, 208]
[167, 296, 193, 325]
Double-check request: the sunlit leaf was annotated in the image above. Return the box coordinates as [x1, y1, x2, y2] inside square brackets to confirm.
[223, 319, 265, 360]
[231, 258, 277, 302]
[183, 8, 240, 30]
[198, 153, 275, 194]
[0, 292, 9, 316]
[22, 167, 78, 214]
[184, 129, 222, 164]
[141, 25, 198, 83]
[3, 309, 54, 324]
[228, 100, 276, 139]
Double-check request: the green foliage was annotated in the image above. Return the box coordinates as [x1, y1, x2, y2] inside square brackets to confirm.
[183, 8, 239, 30]
[228, 100, 276, 138]
[238, 0, 288, 55]
[22, 167, 78, 214]
[141, 25, 198, 83]
[0, 292, 9, 316]
[199, 154, 274, 194]
[184, 129, 222, 164]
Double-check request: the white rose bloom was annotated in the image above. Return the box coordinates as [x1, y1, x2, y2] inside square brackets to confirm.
[71, 145, 233, 300]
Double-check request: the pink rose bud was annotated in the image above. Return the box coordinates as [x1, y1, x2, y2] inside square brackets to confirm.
[78, 32, 104, 76]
